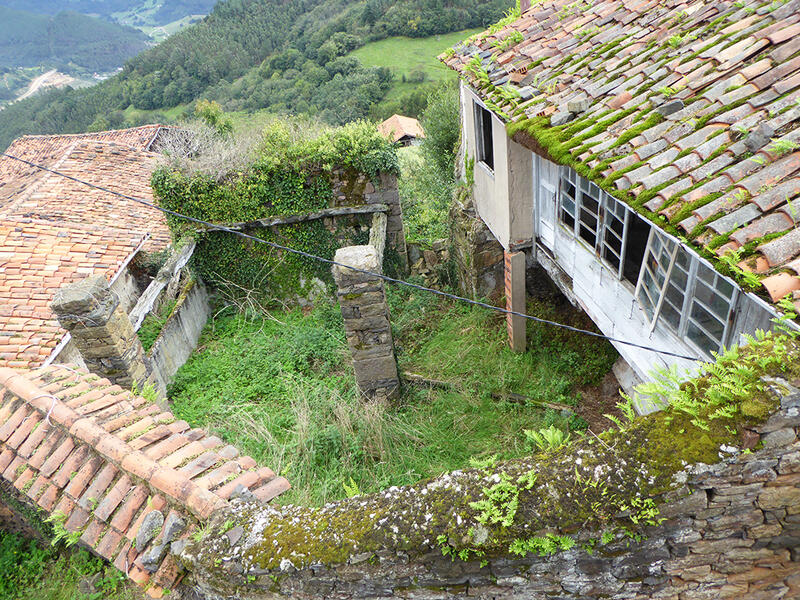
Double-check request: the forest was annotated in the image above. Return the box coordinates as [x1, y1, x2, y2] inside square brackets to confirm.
[0, 0, 511, 148]
[0, 0, 216, 24]
[0, 8, 149, 73]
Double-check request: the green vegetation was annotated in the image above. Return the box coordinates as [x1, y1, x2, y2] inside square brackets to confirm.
[399, 83, 460, 246]
[167, 285, 617, 506]
[0, 531, 137, 600]
[137, 299, 177, 352]
[152, 118, 398, 299]
[0, 67, 41, 104]
[0, 0, 512, 147]
[0, 7, 149, 73]
[195, 328, 798, 578]
[346, 29, 481, 118]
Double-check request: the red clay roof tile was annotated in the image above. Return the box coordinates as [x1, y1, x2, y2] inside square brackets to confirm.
[0, 365, 287, 591]
[0, 127, 172, 368]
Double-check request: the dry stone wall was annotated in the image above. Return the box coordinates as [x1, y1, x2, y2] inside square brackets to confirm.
[175, 378, 800, 600]
[332, 245, 399, 401]
[332, 170, 407, 270]
[449, 195, 505, 301]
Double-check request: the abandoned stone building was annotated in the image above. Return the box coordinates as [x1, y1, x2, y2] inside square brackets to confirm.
[2, 0, 800, 597]
[443, 0, 800, 393]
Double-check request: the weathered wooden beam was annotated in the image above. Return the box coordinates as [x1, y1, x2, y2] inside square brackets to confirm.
[402, 372, 452, 390]
[129, 240, 196, 332]
[196, 204, 390, 232]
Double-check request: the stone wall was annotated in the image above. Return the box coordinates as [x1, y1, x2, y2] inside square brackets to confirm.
[147, 277, 210, 394]
[51, 275, 149, 390]
[449, 194, 505, 301]
[331, 170, 407, 270]
[332, 245, 399, 401]
[174, 369, 800, 600]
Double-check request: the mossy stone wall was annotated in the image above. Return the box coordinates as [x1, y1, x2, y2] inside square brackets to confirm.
[173, 370, 800, 599]
[153, 167, 405, 303]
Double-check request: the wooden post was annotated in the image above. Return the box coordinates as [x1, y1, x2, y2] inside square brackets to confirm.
[505, 250, 527, 353]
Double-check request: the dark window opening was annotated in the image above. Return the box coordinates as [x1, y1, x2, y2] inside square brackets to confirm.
[602, 198, 626, 273]
[560, 177, 576, 229]
[578, 195, 599, 247]
[622, 213, 650, 285]
[475, 103, 494, 171]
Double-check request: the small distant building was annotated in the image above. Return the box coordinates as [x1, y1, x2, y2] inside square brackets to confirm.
[378, 114, 425, 146]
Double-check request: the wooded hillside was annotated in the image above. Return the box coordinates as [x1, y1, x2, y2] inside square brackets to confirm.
[1, 0, 216, 25]
[0, 8, 149, 72]
[0, 0, 511, 148]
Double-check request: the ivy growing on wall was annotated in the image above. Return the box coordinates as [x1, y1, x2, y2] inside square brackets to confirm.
[151, 120, 399, 300]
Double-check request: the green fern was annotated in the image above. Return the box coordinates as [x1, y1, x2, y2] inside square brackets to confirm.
[343, 477, 361, 498]
[524, 425, 570, 451]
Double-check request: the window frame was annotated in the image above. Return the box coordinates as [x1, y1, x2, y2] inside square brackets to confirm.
[634, 229, 740, 356]
[558, 168, 640, 282]
[474, 102, 495, 172]
[555, 166, 743, 358]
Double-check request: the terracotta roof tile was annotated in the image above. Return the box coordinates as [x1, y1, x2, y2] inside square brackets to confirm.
[0, 128, 172, 368]
[0, 365, 290, 591]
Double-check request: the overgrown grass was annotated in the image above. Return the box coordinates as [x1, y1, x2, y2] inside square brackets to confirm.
[168, 285, 617, 506]
[137, 300, 176, 352]
[399, 146, 453, 245]
[0, 531, 138, 600]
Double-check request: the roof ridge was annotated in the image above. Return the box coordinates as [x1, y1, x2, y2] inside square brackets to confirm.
[15, 124, 163, 142]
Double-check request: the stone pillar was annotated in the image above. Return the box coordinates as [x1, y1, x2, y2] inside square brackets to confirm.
[332, 245, 399, 401]
[505, 250, 527, 353]
[51, 275, 149, 389]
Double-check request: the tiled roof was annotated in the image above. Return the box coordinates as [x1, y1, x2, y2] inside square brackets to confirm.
[0, 128, 172, 368]
[443, 0, 800, 304]
[0, 365, 290, 598]
[0, 220, 145, 369]
[0, 125, 165, 206]
[378, 114, 425, 143]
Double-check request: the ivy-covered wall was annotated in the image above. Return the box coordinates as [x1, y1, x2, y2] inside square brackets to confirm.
[151, 122, 403, 302]
[173, 334, 800, 599]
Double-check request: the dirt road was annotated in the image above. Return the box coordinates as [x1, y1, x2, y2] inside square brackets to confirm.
[16, 69, 74, 102]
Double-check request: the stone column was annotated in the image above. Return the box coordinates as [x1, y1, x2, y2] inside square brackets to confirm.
[505, 250, 527, 353]
[51, 275, 149, 389]
[332, 245, 399, 401]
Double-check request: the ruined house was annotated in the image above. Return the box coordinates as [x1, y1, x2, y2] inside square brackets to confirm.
[0, 125, 171, 369]
[442, 0, 800, 388]
[0, 125, 290, 597]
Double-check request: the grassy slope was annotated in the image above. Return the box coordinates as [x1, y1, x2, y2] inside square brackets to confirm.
[348, 29, 481, 81]
[167, 288, 618, 506]
[348, 28, 481, 103]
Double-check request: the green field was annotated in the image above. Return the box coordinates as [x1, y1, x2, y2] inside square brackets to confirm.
[348, 29, 480, 85]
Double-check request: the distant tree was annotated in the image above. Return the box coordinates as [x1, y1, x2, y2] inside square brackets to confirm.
[420, 82, 459, 181]
[361, 0, 382, 25]
[195, 99, 232, 136]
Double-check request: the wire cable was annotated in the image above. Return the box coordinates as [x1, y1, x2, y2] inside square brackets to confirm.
[2, 151, 703, 361]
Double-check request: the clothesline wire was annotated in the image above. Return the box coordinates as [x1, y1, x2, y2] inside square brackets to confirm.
[2, 151, 702, 361]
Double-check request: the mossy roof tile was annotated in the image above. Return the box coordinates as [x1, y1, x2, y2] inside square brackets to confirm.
[445, 0, 800, 302]
[0, 366, 290, 591]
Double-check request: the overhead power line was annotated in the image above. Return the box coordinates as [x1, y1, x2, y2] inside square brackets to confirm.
[2, 151, 703, 362]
